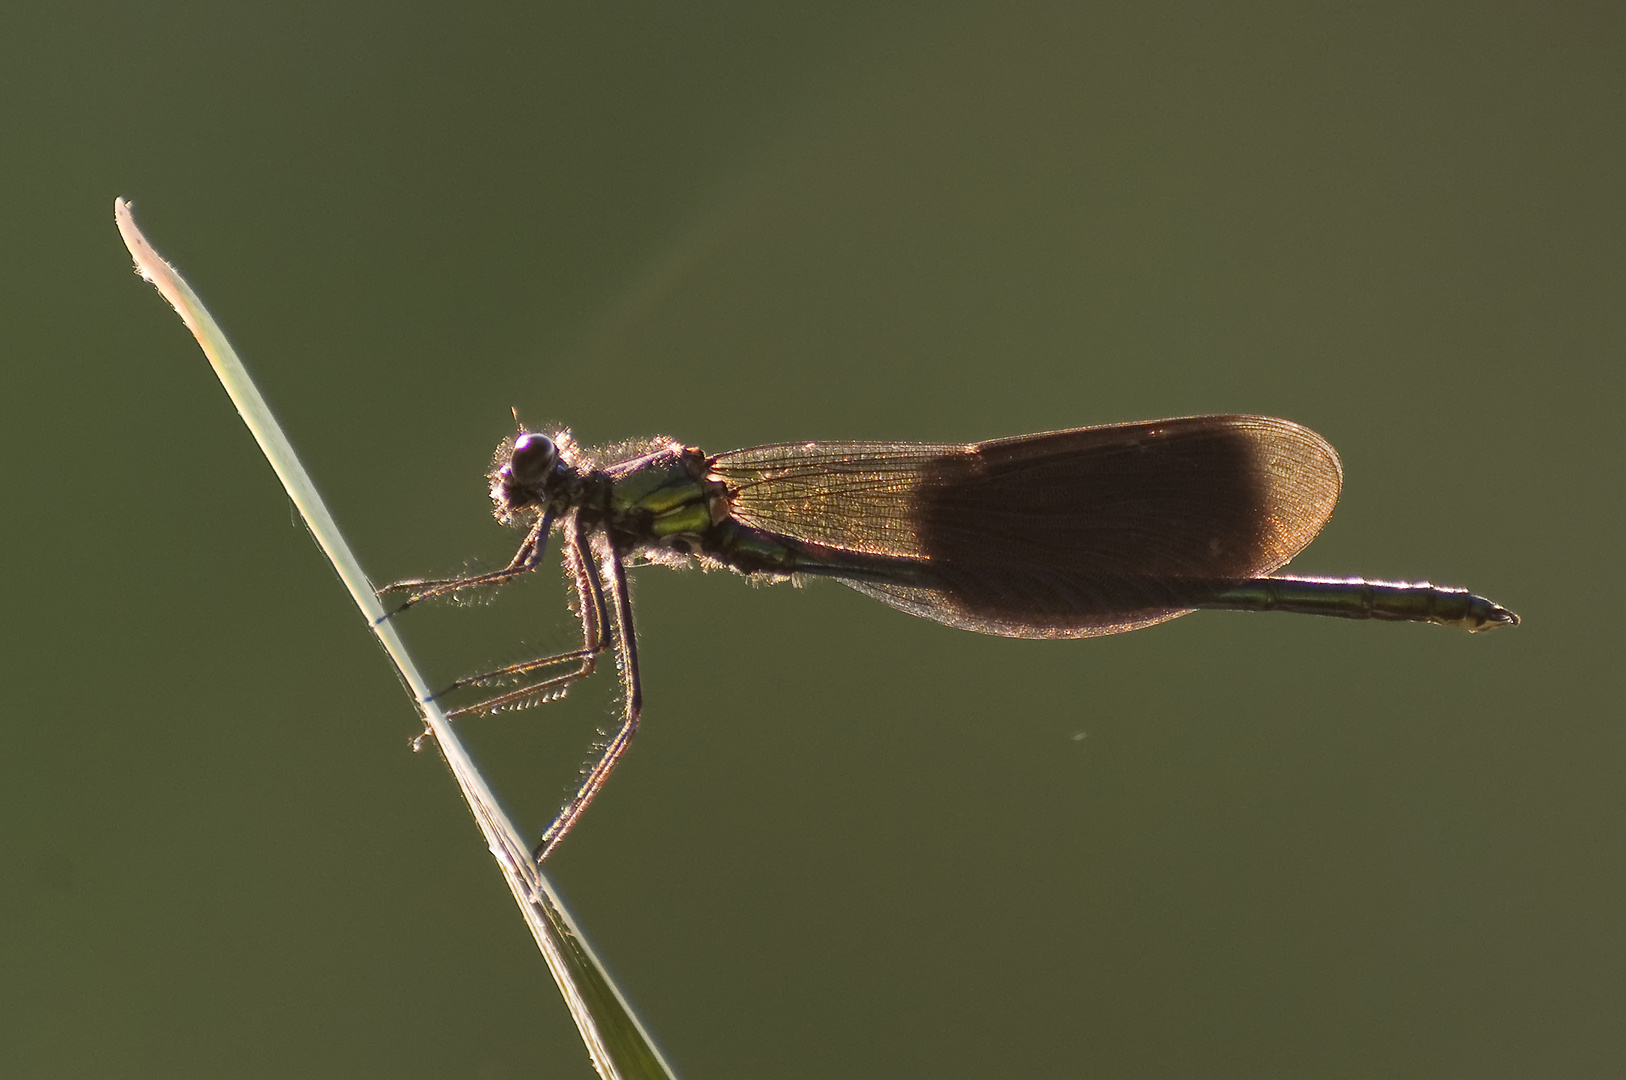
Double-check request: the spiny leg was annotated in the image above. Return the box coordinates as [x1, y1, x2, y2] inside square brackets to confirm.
[534, 533, 642, 862]
[443, 517, 613, 717]
[376, 510, 555, 614]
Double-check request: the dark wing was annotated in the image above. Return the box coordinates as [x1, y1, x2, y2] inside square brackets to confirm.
[713, 416, 1342, 639]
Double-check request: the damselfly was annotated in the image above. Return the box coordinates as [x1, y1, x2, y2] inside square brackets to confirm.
[382, 415, 1517, 861]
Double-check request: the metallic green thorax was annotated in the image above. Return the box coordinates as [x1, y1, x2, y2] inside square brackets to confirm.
[605, 453, 716, 540]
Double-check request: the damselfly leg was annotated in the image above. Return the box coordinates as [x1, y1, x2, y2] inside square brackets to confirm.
[533, 533, 642, 862]
[380, 510, 556, 613]
[378, 511, 642, 861]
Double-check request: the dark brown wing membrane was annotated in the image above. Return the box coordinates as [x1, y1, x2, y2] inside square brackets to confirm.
[714, 416, 1342, 638]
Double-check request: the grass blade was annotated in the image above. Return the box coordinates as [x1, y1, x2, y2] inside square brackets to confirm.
[114, 198, 677, 1080]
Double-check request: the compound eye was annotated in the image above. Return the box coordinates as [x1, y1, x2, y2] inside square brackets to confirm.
[509, 433, 558, 485]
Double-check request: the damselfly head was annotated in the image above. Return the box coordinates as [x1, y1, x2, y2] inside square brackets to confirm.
[489, 430, 563, 520]
[509, 432, 559, 484]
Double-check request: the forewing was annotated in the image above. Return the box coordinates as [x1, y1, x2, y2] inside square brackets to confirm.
[715, 417, 1342, 638]
[712, 440, 963, 558]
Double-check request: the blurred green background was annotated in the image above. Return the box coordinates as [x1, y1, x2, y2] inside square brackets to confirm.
[3, 3, 1621, 1077]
